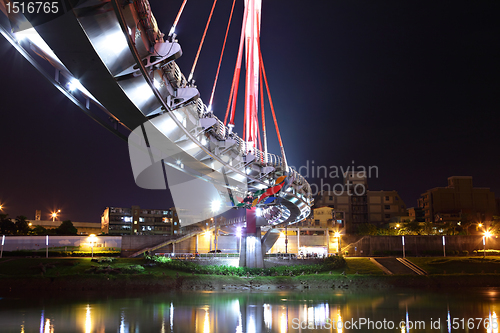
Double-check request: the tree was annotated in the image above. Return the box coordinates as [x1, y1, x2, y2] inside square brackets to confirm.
[0, 214, 16, 235]
[55, 220, 78, 235]
[15, 216, 30, 235]
[31, 225, 48, 235]
[422, 220, 433, 235]
[401, 220, 423, 235]
[459, 212, 474, 235]
[357, 223, 378, 235]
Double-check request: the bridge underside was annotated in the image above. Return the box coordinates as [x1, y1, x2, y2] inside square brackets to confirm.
[0, 0, 314, 267]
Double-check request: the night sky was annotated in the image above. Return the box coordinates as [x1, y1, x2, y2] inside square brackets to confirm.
[1, 0, 499, 222]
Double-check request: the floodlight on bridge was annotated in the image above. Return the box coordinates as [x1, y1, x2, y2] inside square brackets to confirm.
[211, 199, 221, 213]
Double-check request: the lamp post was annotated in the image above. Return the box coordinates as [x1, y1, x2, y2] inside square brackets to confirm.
[402, 236, 406, 259]
[335, 231, 341, 254]
[483, 231, 492, 258]
[1, 235, 4, 258]
[46, 235, 49, 258]
[442, 236, 446, 257]
[88, 234, 97, 259]
[483, 236, 486, 258]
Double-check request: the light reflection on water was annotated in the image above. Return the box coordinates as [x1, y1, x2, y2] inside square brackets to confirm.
[0, 289, 499, 332]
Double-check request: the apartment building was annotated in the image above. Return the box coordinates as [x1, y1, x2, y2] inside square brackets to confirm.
[101, 206, 180, 235]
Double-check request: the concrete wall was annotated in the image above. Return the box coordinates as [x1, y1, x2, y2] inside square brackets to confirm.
[347, 235, 500, 256]
[1, 236, 121, 251]
[155, 234, 239, 254]
[121, 235, 172, 256]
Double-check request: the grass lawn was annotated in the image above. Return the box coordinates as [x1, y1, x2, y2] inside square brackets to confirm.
[0, 257, 382, 278]
[0, 258, 185, 278]
[407, 256, 500, 274]
[344, 258, 384, 275]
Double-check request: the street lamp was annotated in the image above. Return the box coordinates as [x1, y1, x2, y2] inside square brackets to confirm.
[442, 236, 446, 257]
[483, 231, 492, 258]
[1, 235, 5, 258]
[402, 236, 406, 259]
[335, 231, 341, 254]
[51, 209, 61, 222]
[88, 234, 97, 259]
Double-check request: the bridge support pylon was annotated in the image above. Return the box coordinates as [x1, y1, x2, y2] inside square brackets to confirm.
[239, 207, 265, 268]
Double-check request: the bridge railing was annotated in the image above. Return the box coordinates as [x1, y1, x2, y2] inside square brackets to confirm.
[193, 102, 313, 201]
[154, 252, 240, 258]
[160, 58, 313, 202]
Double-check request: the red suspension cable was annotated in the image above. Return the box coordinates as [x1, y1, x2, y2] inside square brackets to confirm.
[169, 0, 188, 37]
[188, 0, 218, 82]
[208, 0, 236, 110]
[225, 2, 249, 126]
[256, 108, 263, 152]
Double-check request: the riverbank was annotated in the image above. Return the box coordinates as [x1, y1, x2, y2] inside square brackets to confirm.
[2, 272, 500, 293]
[1, 257, 500, 293]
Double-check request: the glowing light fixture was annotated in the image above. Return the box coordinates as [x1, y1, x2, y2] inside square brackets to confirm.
[51, 209, 61, 221]
[88, 234, 97, 259]
[68, 78, 81, 92]
[211, 199, 221, 213]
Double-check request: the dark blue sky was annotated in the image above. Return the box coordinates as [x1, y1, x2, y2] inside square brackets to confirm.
[1, 0, 499, 222]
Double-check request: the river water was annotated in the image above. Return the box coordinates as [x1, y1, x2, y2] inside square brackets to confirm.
[0, 289, 499, 332]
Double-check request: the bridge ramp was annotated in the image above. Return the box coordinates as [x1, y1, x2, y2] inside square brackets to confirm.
[372, 257, 418, 275]
[261, 229, 281, 253]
